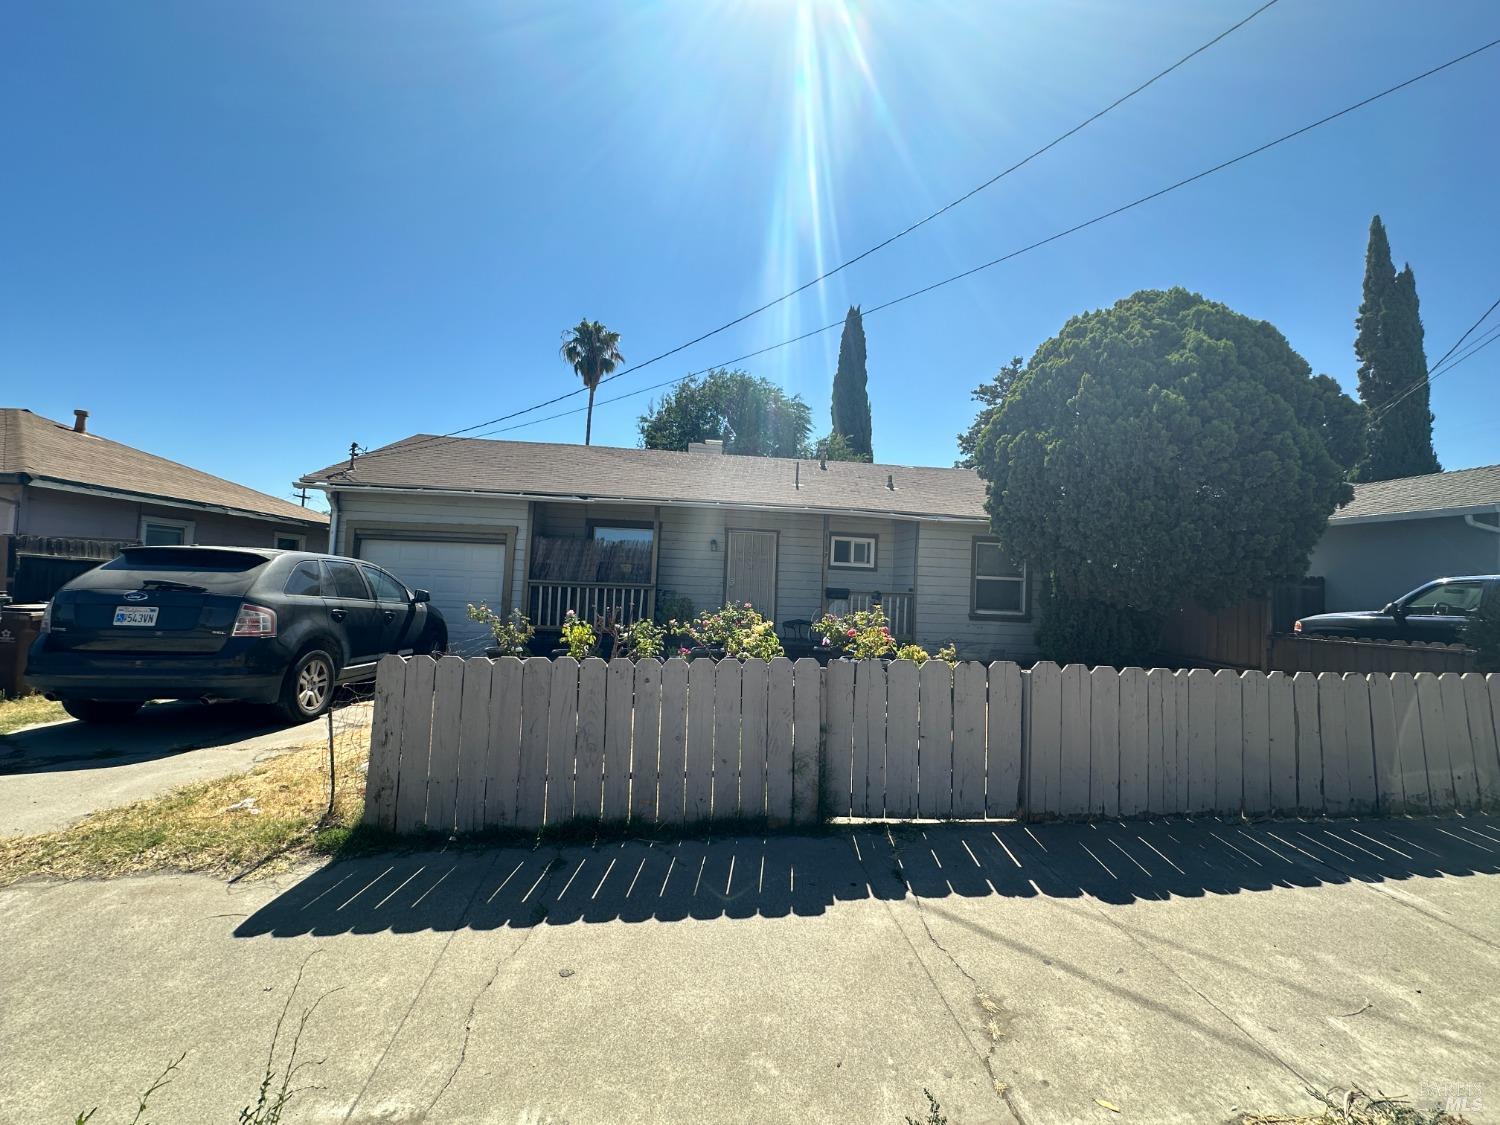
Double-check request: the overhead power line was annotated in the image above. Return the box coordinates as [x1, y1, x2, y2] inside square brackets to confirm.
[1369, 295, 1500, 423]
[344, 32, 1500, 469]
[336, 2, 1282, 466]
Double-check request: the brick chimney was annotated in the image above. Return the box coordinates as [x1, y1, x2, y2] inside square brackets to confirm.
[73, 409, 89, 434]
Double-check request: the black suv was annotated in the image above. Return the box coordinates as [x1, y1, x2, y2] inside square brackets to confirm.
[1294, 575, 1500, 644]
[26, 546, 447, 724]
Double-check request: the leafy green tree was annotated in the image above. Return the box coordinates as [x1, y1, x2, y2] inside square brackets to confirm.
[830, 305, 872, 459]
[638, 368, 812, 457]
[956, 356, 1024, 468]
[1306, 373, 1367, 474]
[560, 319, 625, 446]
[974, 288, 1355, 631]
[811, 431, 870, 463]
[1352, 216, 1441, 481]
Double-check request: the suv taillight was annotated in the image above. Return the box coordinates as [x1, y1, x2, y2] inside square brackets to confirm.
[232, 603, 277, 638]
[38, 601, 53, 633]
[1293, 619, 1303, 633]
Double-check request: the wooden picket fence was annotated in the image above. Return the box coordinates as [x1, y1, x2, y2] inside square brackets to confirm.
[364, 656, 1500, 834]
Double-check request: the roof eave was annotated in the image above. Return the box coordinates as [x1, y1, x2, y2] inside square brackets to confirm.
[27, 476, 329, 526]
[1328, 502, 1500, 526]
[302, 479, 987, 524]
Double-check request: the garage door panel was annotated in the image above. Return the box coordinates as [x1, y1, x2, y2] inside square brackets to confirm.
[358, 538, 506, 653]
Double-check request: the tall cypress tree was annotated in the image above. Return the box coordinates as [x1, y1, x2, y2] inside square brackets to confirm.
[1353, 216, 1441, 481]
[829, 305, 872, 460]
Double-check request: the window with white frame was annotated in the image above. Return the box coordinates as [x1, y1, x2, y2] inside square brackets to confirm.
[828, 533, 876, 570]
[972, 539, 1026, 616]
[139, 516, 194, 546]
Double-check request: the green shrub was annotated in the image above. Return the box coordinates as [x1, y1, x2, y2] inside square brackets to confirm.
[813, 605, 896, 660]
[559, 611, 596, 660]
[618, 617, 667, 660]
[466, 603, 535, 657]
[654, 590, 695, 626]
[1035, 589, 1161, 668]
[894, 643, 931, 665]
[688, 603, 783, 661]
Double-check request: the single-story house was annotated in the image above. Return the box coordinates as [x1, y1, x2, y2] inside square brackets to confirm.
[298, 436, 1038, 658]
[1308, 462, 1500, 611]
[1, 407, 329, 601]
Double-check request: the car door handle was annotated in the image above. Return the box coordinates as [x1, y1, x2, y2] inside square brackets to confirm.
[383, 609, 396, 621]
[330, 609, 347, 622]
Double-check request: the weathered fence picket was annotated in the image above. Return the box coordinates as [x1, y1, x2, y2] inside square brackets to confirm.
[364, 655, 1500, 834]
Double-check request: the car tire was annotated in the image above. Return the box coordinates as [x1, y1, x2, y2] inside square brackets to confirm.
[60, 699, 144, 724]
[414, 625, 448, 656]
[275, 648, 338, 724]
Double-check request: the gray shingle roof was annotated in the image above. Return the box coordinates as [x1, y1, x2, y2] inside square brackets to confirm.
[301, 435, 990, 521]
[1, 408, 327, 525]
[1332, 463, 1500, 522]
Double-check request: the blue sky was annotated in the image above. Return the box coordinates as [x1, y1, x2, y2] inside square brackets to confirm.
[4, 1, 1497, 512]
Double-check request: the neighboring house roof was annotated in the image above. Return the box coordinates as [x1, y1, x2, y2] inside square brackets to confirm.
[1, 408, 327, 526]
[1330, 463, 1500, 524]
[301, 435, 991, 521]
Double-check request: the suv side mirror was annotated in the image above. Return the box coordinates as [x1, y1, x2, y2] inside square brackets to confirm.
[412, 589, 431, 604]
[1383, 601, 1403, 617]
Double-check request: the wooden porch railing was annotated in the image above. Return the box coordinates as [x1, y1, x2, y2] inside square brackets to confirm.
[527, 582, 655, 630]
[843, 591, 914, 641]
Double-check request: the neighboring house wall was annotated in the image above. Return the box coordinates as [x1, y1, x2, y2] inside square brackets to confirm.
[334, 491, 528, 614]
[18, 486, 327, 551]
[914, 520, 1038, 661]
[1308, 515, 1500, 611]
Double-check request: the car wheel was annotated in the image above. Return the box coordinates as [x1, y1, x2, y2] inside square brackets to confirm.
[276, 649, 338, 724]
[60, 699, 144, 724]
[414, 626, 448, 656]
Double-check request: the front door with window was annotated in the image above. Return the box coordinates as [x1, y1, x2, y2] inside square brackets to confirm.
[725, 530, 777, 619]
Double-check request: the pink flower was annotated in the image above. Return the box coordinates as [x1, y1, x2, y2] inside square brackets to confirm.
[679, 646, 691, 655]
[847, 628, 857, 638]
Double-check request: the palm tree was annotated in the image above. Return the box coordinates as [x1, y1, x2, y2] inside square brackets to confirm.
[559, 319, 625, 446]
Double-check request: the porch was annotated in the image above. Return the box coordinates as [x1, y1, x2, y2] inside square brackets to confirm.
[522, 501, 917, 641]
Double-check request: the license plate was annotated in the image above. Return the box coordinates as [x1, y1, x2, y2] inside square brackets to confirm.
[113, 607, 159, 627]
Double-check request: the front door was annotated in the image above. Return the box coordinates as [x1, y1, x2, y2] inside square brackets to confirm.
[725, 530, 777, 619]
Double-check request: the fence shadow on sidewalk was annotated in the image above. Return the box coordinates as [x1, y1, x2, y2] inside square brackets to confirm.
[234, 813, 1500, 939]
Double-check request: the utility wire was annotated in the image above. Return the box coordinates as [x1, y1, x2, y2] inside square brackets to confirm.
[334, 1, 1282, 467]
[473, 37, 1500, 441]
[342, 32, 1500, 468]
[1368, 295, 1500, 423]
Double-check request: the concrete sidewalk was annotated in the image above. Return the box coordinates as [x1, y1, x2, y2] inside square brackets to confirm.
[4, 815, 1499, 1124]
[0, 700, 370, 836]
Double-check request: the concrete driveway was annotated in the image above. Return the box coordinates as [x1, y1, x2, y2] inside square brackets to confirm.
[3, 815, 1498, 1124]
[0, 699, 371, 837]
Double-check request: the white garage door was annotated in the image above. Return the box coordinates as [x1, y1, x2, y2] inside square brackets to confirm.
[358, 538, 507, 654]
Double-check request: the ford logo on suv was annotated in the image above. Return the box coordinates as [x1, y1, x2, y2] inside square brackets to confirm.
[124, 591, 149, 602]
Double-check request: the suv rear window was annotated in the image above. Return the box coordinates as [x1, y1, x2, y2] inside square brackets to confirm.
[107, 548, 264, 572]
[284, 561, 323, 596]
[322, 560, 372, 600]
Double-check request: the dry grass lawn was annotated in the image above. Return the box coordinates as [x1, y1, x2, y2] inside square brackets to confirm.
[0, 693, 66, 735]
[1241, 1088, 1473, 1124]
[0, 738, 370, 887]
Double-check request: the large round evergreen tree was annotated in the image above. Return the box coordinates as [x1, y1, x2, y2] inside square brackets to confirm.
[974, 288, 1355, 620]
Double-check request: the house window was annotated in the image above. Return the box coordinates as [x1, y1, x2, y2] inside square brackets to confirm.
[587, 520, 654, 582]
[829, 534, 876, 570]
[274, 533, 305, 551]
[140, 516, 194, 546]
[972, 539, 1026, 616]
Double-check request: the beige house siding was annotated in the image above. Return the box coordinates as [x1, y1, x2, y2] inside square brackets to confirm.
[914, 520, 1039, 661]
